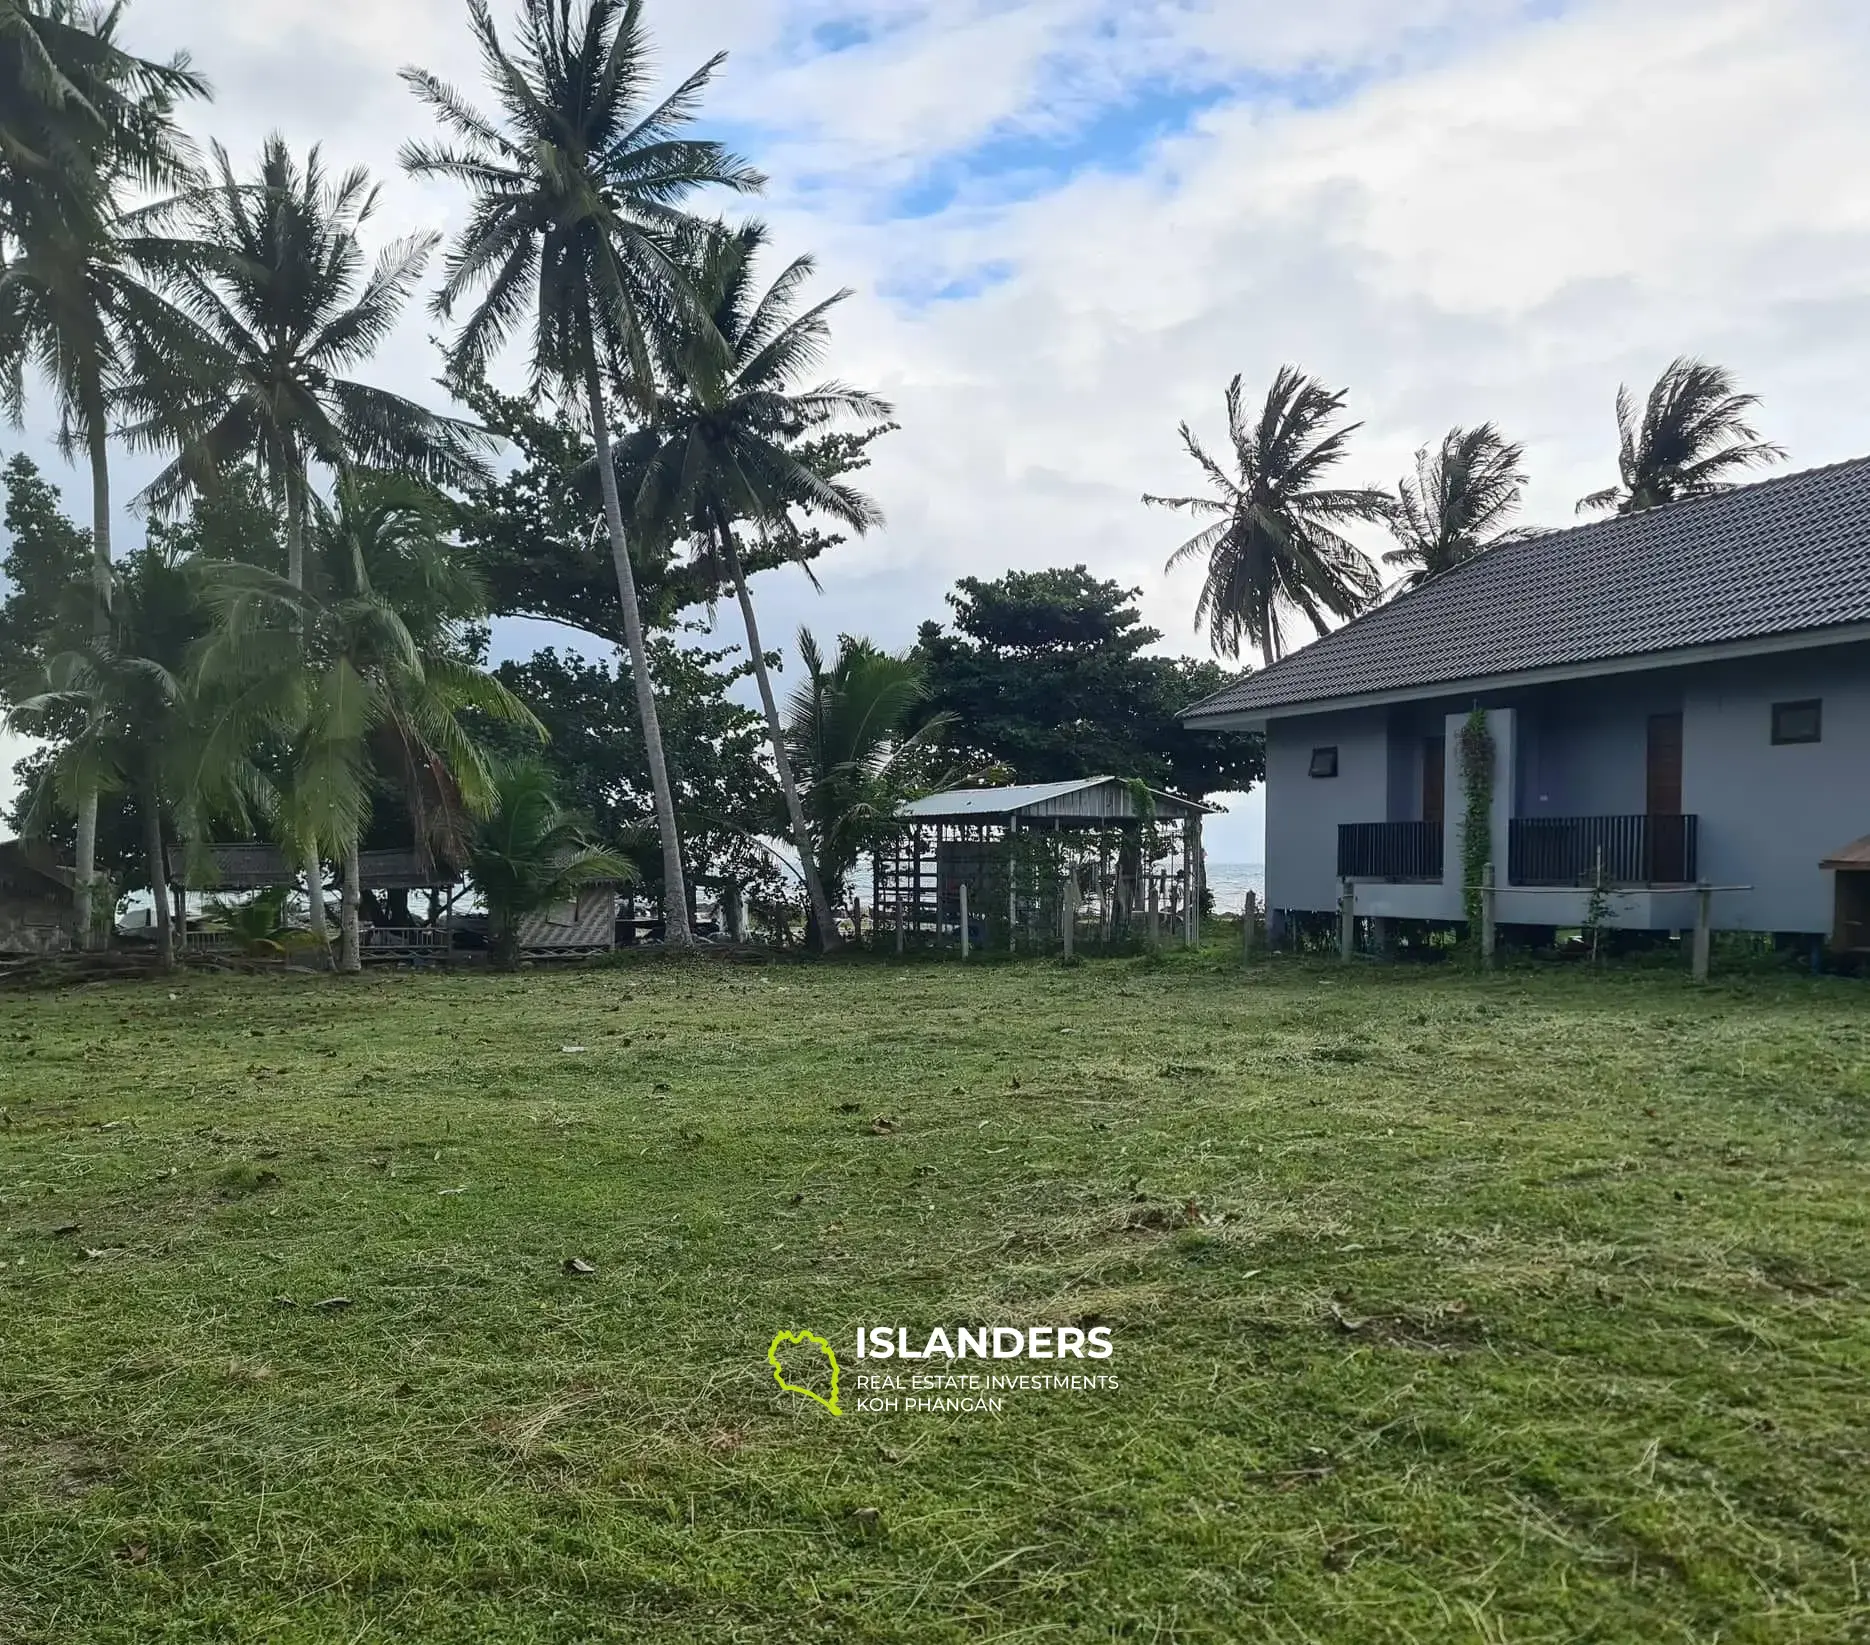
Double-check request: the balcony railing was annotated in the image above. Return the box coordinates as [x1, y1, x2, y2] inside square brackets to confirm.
[1337, 821, 1444, 882]
[1508, 814, 1698, 887]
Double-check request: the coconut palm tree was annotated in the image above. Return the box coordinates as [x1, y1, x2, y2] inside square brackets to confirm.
[1383, 422, 1533, 590]
[1145, 367, 1388, 665]
[0, 0, 206, 218]
[400, 0, 764, 947]
[8, 544, 206, 970]
[128, 135, 495, 958]
[620, 220, 890, 950]
[0, 0, 206, 944]
[466, 759, 632, 969]
[193, 476, 540, 972]
[786, 630, 948, 914]
[1577, 357, 1786, 516]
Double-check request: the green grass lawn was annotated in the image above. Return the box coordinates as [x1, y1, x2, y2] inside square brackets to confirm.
[1, 951, 1867, 1642]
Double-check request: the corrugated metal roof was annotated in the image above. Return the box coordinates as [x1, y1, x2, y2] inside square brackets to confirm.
[1821, 834, 1870, 869]
[1184, 456, 1870, 722]
[897, 778, 1208, 822]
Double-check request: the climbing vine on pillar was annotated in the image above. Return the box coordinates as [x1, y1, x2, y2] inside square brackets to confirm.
[1458, 707, 1495, 931]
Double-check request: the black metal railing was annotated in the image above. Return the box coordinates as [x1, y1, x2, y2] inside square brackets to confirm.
[1337, 821, 1444, 882]
[1508, 814, 1698, 887]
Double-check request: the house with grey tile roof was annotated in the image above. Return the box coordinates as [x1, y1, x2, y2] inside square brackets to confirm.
[1181, 457, 1870, 944]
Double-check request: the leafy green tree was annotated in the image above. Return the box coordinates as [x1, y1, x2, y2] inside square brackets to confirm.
[1, 1, 205, 941]
[1145, 366, 1388, 664]
[448, 371, 848, 643]
[131, 134, 493, 950]
[1383, 423, 1533, 589]
[0, 451, 88, 687]
[786, 630, 947, 911]
[623, 219, 890, 949]
[1577, 356, 1785, 516]
[401, 0, 763, 946]
[914, 567, 1262, 801]
[491, 636, 779, 914]
[466, 759, 631, 968]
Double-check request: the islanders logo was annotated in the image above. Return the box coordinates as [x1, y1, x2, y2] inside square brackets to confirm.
[768, 1329, 843, 1415]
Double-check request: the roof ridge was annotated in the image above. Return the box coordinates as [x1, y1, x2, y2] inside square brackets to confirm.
[1182, 450, 1870, 721]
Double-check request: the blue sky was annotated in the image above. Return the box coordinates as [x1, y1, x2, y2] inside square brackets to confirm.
[9, 0, 1870, 860]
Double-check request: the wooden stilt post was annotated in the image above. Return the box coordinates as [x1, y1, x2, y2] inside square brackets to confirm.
[1338, 878, 1355, 962]
[1481, 861, 1498, 971]
[959, 882, 970, 962]
[1190, 814, 1204, 949]
[1009, 823, 1018, 943]
[1692, 881, 1712, 982]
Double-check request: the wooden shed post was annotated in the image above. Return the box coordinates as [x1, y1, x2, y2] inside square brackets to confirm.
[1692, 882, 1713, 982]
[1181, 818, 1196, 948]
[1338, 877, 1356, 961]
[1006, 820, 1018, 953]
[1481, 861, 1498, 970]
[1061, 867, 1076, 959]
[959, 882, 970, 962]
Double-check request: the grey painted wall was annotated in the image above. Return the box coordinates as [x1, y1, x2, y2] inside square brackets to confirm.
[1514, 676, 1683, 818]
[1258, 639, 1870, 932]
[1264, 708, 1388, 913]
[1682, 644, 1870, 933]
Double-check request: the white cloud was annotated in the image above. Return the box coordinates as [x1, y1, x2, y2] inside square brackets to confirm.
[10, 0, 1870, 869]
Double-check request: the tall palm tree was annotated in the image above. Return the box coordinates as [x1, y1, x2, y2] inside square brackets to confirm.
[9, 544, 206, 970]
[194, 477, 539, 972]
[1577, 356, 1786, 516]
[1145, 367, 1388, 665]
[129, 135, 494, 959]
[623, 220, 891, 950]
[0, 0, 206, 219]
[1383, 422, 1532, 590]
[0, 1, 205, 945]
[786, 630, 947, 914]
[400, 0, 764, 947]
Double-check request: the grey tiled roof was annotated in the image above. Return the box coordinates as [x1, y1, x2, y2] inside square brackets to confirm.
[1184, 456, 1870, 721]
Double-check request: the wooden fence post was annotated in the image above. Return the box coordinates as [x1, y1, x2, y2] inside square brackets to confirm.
[959, 882, 970, 962]
[1481, 861, 1497, 970]
[1243, 890, 1258, 962]
[1338, 878, 1355, 962]
[1692, 882, 1712, 982]
[1061, 869, 1076, 959]
[895, 890, 905, 957]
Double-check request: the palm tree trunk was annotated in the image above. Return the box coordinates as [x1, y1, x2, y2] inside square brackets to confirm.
[584, 356, 691, 947]
[719, 529, 840, 951]
[338, 838, 362, 973]
[282, 469, 332, 968]
[74, 423, 113, 949]
[140, 779, 174, 974]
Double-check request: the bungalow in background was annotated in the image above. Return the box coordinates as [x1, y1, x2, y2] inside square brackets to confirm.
[0, 840, 72, 956]
[1182, 458, 1870, 947]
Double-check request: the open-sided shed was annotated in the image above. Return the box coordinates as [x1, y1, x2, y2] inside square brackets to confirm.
[878, 777, 1212, 951]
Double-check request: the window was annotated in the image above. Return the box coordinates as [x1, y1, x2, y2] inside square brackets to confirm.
[1309, 746, 1339, 778]
[1771, 699, 1822, 745]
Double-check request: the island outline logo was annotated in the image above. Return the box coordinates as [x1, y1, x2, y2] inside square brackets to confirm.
[768, 1329, 843, 1415]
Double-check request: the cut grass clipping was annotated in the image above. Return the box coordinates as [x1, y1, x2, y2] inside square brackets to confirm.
[1, 955, 1867, 1641]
